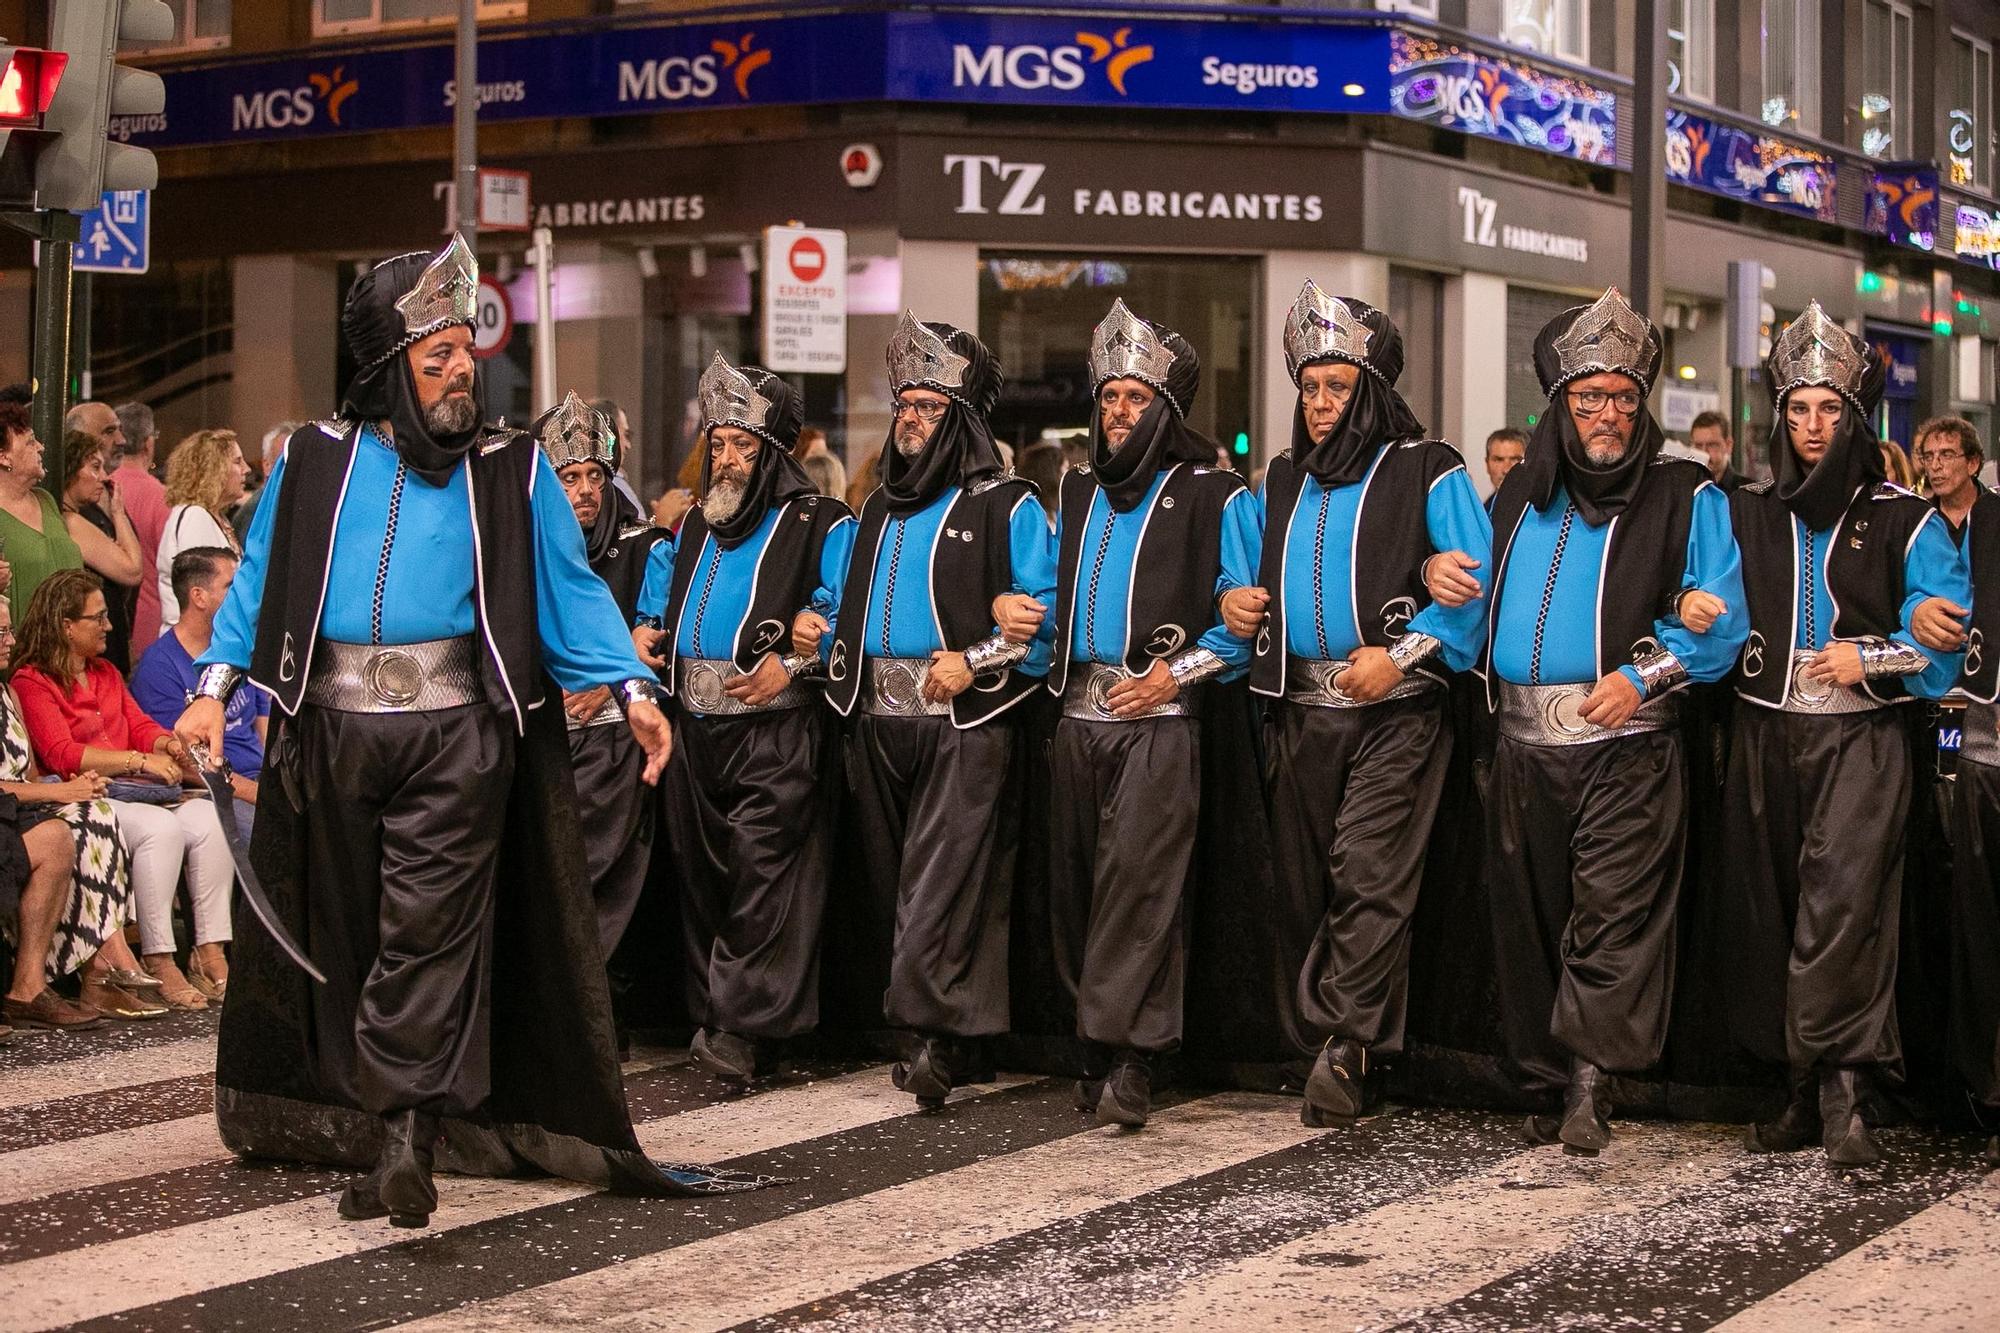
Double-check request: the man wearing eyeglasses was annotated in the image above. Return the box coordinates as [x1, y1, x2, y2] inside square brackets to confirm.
[794, 314, 1055, 1108]
[1428, 287, 1747, 1157]
[631, 353, 855, 1087]
[1915, 416, 1985, 547]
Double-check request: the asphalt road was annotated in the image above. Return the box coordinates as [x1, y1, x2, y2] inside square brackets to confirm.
[1, 1013, 1995, 1332]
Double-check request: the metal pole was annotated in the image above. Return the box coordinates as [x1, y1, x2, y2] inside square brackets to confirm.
[454, 0, 478, 241]
[1630, 0, 1668, 324]
[70, 272, 92, 403]
[531, 225, 556, 413]
[32, 236, 73, 478]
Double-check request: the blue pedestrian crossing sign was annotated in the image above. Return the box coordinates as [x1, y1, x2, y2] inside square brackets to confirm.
[73, 191, 151, 275]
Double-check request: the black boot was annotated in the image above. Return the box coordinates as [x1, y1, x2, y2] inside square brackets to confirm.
[1558, 1059, 1612, 1155]
[1096, 1050, 1151, 1128]
[337, 1166, 389, 1221]
[375, 1109, 440, 1228]
[691, 1027, 759, 1086]
[1745, 1068, 1820, 1153]
[1302, 1039, 1367, 1126]
[894, 1036, 991, 1110]
[1521, 1112, 1564, 1145]
[1819, 1068, 1881, 1167]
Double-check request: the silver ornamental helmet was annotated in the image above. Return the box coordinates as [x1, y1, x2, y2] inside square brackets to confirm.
[1769, 301, 1870, 410]
[697, 351, 775, 436]
[537, 391, 616, 471]
[1548, 286, 1662, 395]
[886, 310, 972, 399]
[1282, 280, 1377, 385]
[1089, 298, 1181, 411]
[393, 232, 479, 348]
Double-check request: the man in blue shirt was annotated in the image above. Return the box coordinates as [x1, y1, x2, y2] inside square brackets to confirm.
[176, 237, 752, 1230]
[795, 314, 1056, 1109]
[1721, 304, 1971, 1168]
[1431, 287, 1748, 1156]
[1218, 284, 1492, 1126]
[1028, 300, 1259, 1129]
[633, 353, 855, 1089]
[131, 546, 265, 839]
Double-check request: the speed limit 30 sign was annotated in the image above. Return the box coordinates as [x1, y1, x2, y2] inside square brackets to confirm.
[473, 275, 514, 359]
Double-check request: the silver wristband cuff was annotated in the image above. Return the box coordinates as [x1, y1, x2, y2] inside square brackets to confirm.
[634, 614, 663, 631]
[781, 651, 825, 681]
[195, 663, 244, 702]
[1167, 647, 1228, 687]
[1386, 632, 1442, 676]
[616, 678, 662, 712]
[1858, 636, 1928, 679]
[1630, 649, 1689, 699]
[964, 633, 1030, 676]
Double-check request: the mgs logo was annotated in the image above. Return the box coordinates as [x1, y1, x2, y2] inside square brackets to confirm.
[231, 65, 360, 133]
[952, 27, 1155, 96]
[617, 32, 774, 105]
[711, 32, 774, 99]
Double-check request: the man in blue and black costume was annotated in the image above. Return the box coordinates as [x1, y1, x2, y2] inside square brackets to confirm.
[796, 313, 1056, 1109]
[177, 236, 760, 1230]
[1722, 303, 1970, 1168]
[533, 391, 672, 969]
[1039, 298, 1260, 1129]
[633, 353, 855, 1088]
[1430, 287, 1748, 1156]
[1219, 282, 1491, 1127]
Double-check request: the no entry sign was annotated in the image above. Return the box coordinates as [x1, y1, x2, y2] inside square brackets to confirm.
[761, 224, 847, 374]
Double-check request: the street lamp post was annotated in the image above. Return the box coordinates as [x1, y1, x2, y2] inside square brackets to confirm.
[1631, 0, 1668, 329]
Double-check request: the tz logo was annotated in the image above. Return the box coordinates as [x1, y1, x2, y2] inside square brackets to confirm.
[1075, 28, 1154, 96]
[710, 32, 773, 99]
[307, 66, 360, 126]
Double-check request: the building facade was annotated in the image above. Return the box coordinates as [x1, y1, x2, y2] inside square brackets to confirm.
[1, 0, 1997, 497]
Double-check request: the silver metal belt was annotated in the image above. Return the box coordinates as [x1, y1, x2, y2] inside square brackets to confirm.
[302, 635, 483, 714]
[1963, 701, 2000, 768]
[676, 656, 811, 717]
[862, 657, 952, 718]
[564, 694, 627, 731]
[1780, 651, 1887, 716]
[1496, 681, 1681, 747]
[1061, 662, 1197, 722]
[1284, 655, 1438, 710]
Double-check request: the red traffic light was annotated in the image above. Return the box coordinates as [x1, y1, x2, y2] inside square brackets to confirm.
[0, 47, 69, 129]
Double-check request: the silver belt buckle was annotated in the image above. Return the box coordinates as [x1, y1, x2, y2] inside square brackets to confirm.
[1084, 666, 1119, 718]
[683, 660, 730, 714]
[1789, 652, 1831, 706]
[875, 660, 925, 713]
[1535, 683, 1597, 741]
[365, 648, 425, 708]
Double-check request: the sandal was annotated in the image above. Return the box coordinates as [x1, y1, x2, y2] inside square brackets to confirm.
[188, 948, 228, 1003]
[141, 955, 209, 1010]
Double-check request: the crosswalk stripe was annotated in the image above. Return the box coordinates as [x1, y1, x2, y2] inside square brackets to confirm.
[0, 1065, 1023, 1332]
[1079, 1121, 1748, 1332]
[0, 1113, 223, 1209]
[0, 1038, 215, 1111]
[389, 1091, 1330, 1332]
[1711, 1165, 2000, 1332]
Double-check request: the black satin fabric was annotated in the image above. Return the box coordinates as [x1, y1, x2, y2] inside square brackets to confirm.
[1949, 752, 2000, 1104]
[1089, 396, 1218, 512]
[1769, 363, 1889, 532]
[698, 370, 815, 549]
[1514, 389, 1668, 528]
[1290, 372, 1426, 488]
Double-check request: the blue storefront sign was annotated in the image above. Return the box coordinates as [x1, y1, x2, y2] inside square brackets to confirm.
[1664, 108, 1837, 223]
[1865, 166, 1939, 253]
[1387, 30, 1616, 166]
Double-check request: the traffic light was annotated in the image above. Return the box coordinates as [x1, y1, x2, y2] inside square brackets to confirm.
[0, 45, 70, 133]
[36, 0, 173, 212]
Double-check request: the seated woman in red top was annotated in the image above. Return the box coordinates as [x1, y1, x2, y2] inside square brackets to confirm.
[12, 569, 233, 1009]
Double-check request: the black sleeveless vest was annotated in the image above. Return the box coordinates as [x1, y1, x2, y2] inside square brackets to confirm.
[1049, 462, 1248, 693]
[1249, 439, 1462, 697]
[659, 494, 851, 695]
[1959, 488, 2000, 704]
[1482, 456, 1703, 705]
[592, 523, 670, 627]
[826, 475, 1044, 728]
[1731, 480, 1934, 707]
[249, 420, 540, 726]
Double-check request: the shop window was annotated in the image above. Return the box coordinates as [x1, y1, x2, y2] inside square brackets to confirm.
[1504, 286, 1575, 435]
[315, 0, 523, 38]
[1953, 33, 1995, 192]
[1667, 0, 1713, 103]
[1388, 267, 1445, 438]
[143, 0, 229, 53]
[1499, 0, 1588, 64]
[1761, 0, 1820, 135]
[1860, 0, 1913, 160]
[976, 252, 1256, 464]
[86, 259, 233, 453]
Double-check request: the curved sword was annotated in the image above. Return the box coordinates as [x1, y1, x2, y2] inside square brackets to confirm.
[189, 742, 326, 985]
